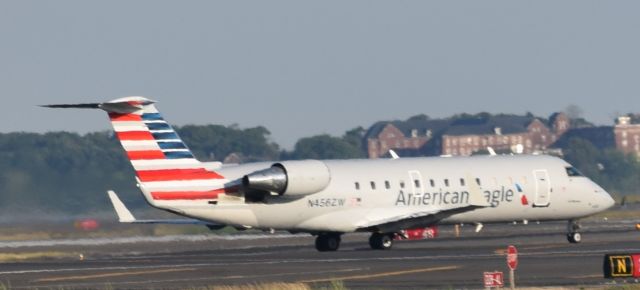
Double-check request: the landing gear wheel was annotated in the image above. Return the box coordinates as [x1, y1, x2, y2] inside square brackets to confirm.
[567, 232, 581, 243]
[369, 233, 393, 250]
[315, 233, 341, 252]
[566, 220, 582, 244]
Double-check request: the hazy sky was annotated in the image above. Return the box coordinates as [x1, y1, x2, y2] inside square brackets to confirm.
[1, 1, 639, 149]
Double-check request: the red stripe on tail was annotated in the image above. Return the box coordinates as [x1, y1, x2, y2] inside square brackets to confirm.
[151, 189, 225, 200]
[137, 168, 224, 182]
[116, 131, 155, 141]
[109, 113, 142, 122]
[127, 150, 166, 160]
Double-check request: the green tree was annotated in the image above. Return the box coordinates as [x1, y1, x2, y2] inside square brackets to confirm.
[287, 134, 364, 160]
[177, 125, 280, 162]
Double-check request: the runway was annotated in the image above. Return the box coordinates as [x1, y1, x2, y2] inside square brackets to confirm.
[1, 220, 639, 289]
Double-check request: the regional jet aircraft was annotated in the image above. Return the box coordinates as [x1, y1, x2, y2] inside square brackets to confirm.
[45, 97, 615, 251]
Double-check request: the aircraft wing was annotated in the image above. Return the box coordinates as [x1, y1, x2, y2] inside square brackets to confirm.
[107, 190, 225, 228]
[356, 179, 490, 233]
[355, 204, 483, 233]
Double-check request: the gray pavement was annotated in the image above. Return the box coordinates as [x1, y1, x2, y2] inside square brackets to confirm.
[1, 220, 639, 289]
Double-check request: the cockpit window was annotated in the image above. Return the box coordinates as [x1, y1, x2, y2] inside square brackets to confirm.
[566, 167, 583, 177]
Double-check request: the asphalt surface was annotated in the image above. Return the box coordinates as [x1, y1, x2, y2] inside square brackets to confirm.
[1, 220, 639, 289]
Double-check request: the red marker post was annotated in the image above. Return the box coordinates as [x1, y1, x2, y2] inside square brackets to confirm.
[506, 245, 518, 289]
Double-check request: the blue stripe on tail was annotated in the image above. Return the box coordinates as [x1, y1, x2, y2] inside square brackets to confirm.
[141, 112, 195, 160]
[158, 142, 187, 150]
[142, 113, 163, 121]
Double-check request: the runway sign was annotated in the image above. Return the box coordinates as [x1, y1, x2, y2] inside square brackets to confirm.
[603, 254, 640, 278]
[483, 271, 504, 288]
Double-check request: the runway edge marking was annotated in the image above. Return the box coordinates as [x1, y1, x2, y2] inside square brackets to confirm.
[34, 268, 196, 283]
[298, 265, 461, 283]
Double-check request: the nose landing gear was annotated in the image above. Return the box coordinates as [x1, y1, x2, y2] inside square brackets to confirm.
[567, 220, 582, 243]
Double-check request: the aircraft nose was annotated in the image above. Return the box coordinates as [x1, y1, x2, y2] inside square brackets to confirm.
[591, 182, 615, 210]
[602, 192, 615, 210]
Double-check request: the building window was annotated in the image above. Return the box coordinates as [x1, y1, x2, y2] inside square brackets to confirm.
[370, 181, 376, 190]
[385, 181, 390, 189]
[355, 182, 360, 190]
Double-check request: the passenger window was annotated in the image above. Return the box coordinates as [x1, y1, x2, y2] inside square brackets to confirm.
[475, 178, 481, 186]
[460, 178, 465, 186]
[566, 167, 583, 177]
[355, 182, 360, 190]
[370, 181, 376, 190]
[430, 179, 435, 187]
[414, 179, 421, 188]
[444, 179, 449, 187]
[400, 181, 405, 188]
[385, 181, 390, 189]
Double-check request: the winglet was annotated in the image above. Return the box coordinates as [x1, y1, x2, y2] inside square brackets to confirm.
[389, 150, 400, 160]
[107, 190, 136, 223]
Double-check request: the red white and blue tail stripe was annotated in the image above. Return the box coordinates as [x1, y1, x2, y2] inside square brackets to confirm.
[44, 97, 231, 204]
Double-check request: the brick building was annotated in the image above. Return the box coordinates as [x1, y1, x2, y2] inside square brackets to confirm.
[365, 116, 450, 158]
[441, 113, 569, 156]
[614, 115, 640, 157]
[365, 113, 570, 158]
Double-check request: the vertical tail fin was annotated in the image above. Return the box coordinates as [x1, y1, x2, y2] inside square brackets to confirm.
[44, 96, 231, 204]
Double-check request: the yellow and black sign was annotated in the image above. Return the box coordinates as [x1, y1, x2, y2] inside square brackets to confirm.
[604, 254, 633, 278]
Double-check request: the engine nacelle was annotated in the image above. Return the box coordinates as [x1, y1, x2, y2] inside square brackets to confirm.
[242, 160, 331, 196]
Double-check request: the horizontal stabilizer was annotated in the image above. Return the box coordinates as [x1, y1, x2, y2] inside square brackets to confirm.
[42, 97, 156, 114]
[40, 103, 101, 109]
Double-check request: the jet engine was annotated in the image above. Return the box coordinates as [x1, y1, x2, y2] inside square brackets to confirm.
[242, 160, 331, 196]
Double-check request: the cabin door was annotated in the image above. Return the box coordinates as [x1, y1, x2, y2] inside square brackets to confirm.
[533, 169, 551, 207]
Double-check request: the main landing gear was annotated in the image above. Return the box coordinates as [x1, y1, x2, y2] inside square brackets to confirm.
[315, 233, 341, 251]
[567, 220, 582, 243]
[369, 233, 394, 250]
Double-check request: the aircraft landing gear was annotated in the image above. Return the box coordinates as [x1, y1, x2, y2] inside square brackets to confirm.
[567, 220, 582, 243]
[315, 233, 341, 252]
[369, 233, 393, 250]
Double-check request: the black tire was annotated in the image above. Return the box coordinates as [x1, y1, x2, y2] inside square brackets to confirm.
[315, 234, 341, 252]
[567, 232, 581, 243]
[369, 233, 393, 250]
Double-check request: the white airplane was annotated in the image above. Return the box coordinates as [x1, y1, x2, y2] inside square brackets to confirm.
[45, 97, 615, 251]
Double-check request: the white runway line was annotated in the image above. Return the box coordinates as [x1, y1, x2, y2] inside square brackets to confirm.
[0, 233, 306, 249]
